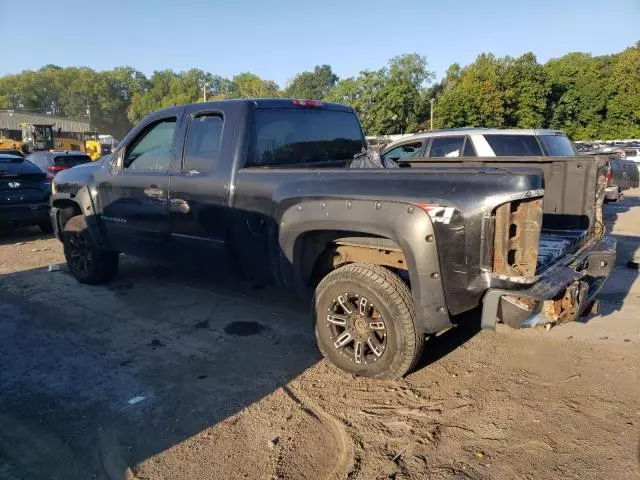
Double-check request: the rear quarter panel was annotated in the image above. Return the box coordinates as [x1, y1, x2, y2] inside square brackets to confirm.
[232, 167, 544, 332]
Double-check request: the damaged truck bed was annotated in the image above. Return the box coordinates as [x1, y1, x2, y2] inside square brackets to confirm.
[396, 155, 615, 329]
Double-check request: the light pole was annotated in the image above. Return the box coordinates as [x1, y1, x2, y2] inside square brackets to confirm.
[429, 98, 435, 130]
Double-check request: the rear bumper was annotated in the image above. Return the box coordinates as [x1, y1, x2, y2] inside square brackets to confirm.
[0, 203, 49, 227]
[481, 235, 616, 329]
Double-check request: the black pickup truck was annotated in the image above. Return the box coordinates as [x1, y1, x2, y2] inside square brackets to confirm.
[50, 99, 616, 379]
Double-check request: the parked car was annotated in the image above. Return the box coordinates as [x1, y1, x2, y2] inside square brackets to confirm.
[0, 154, 52, 232]
[604, 158, 640, 201]
[50, 99, 615, 379]
[381, 128, 577, 160]
[622, 148, 640, 165]
[382, 128, 639, 201]
[26, 151, 92, 178]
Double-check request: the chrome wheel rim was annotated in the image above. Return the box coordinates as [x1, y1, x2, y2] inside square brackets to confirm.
[326, 293, 387, 365]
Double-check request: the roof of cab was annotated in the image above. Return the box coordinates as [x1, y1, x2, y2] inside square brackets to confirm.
[152, 98, 356, 116]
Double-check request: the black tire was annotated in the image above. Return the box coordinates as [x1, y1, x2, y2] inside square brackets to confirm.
[62, 215, 118, 284]
[313, 263, 424, 379]
[39, 220, 54, 234]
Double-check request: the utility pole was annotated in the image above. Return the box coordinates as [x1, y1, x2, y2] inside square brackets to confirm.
[203, 84, 207, 102]
[429, 98, 435, 130]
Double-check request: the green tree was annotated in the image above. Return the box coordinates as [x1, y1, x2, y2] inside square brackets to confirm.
[435, 54, 505, 128]
[500, 53, 549, 128]
[544, 52, 612, 139]
[326, 54, 433, 135]
[284, 64, 338, 99]
[602, 43, 640, 138]
[226, 72, 280, 98]
[127, 69, 217, 123]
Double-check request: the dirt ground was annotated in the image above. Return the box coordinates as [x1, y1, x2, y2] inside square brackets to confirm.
[1, 190, 639, 480]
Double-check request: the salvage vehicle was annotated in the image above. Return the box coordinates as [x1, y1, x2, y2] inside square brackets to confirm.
[50, 99, 616, 378]
[0, 153, 52, 232]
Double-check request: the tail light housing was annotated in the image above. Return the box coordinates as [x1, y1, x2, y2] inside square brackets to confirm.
[492, 198, 543, 277]
[292, 99, 324, 107]
[48, 166, 67, 173]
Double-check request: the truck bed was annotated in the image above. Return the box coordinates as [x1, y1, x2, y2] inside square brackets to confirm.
[537, 229, 588, 273]
[399, 155, 608, 263]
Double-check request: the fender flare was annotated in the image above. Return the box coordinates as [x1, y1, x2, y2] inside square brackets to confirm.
[278, 198, 451, 334]
[51, 186, 110, 249]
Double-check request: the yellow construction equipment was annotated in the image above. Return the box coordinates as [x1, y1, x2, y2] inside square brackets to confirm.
[84, 131, 103, 160]
[4, 123, 57, 153]
[0, 123, 106, 158]
[53, 128, 85, 153]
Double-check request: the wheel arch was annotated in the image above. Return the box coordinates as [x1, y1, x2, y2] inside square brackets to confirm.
[278, 198, 452, 334]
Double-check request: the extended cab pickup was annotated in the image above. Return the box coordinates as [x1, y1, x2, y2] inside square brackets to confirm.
[50, 99, 616, 379]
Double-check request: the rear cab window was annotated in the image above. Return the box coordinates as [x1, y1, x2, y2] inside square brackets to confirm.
[484, 135, 544, 156]
[538, 134, 576, 156]
[247, 106, 365, 167]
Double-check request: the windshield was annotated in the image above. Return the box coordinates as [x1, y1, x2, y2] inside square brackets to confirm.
[538, 134, 576, 156]
[248, 108, 365, 167]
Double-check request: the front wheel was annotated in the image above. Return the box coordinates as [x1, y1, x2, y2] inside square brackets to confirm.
[313, 263, 424, 379]
[63, 215, 118, 284]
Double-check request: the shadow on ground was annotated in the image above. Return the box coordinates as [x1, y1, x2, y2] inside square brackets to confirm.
[0, 226, 52, 246]
[0, 259, 320, 479]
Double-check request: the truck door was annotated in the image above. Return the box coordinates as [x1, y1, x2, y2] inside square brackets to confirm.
[168, 109, 228, 252]
[98, 114, 180, 256]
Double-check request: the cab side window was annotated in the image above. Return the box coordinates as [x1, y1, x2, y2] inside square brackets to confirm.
[383, 141, 423, 160]
[429, 136, 465, 158]
[182, 114, 223, 172]
[124, 118, 177, 172]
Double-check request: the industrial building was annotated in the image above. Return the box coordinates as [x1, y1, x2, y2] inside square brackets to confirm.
[0, 110, 90, 140]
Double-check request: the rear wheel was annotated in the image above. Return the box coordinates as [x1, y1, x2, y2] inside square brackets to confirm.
[63, 215, 118, 284]
[313, 263, 423, 379]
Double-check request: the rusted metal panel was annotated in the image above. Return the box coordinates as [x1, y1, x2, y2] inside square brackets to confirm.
[331, 245, 408, 271]
[493, 198, 543, 277]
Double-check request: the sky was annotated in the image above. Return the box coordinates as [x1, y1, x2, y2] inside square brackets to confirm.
[2, 0, 638, 86]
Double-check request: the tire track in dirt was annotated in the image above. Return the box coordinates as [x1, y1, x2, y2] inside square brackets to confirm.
[282, 384, 359, 479]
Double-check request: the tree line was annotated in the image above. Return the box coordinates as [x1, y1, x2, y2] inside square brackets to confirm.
[0, 42, 638, 139]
